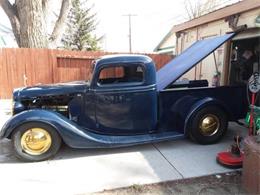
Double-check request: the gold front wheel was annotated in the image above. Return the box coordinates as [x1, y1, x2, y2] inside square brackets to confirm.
[13, 122, 61, 162]
[21, 128, 52, 155]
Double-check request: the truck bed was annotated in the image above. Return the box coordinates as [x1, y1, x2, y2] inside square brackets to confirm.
[158, 85, 248, 133]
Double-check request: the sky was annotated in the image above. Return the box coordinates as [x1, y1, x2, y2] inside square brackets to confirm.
[0, 0, 240, 53]
[87, 0, 239, 52]
[87, 0, 188, 53]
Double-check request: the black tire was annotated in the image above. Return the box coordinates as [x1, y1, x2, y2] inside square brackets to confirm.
[187, 106, 228, 145]
[12, 122, 62, 162]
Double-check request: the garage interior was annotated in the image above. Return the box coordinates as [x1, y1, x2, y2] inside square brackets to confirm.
[229, 29, 260, 105]
[229, 29, 260, 85]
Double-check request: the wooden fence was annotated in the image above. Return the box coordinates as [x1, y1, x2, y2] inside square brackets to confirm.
[0, 48, 173, 99]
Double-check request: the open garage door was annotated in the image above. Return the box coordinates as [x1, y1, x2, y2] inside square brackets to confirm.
[229, 30, 260, 86]
[232, 28, 260, 41]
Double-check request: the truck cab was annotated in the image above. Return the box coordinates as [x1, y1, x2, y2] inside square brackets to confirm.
[84, 55, 157, 135]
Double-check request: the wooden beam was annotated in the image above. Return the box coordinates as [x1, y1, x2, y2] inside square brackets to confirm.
[171, 0, 260, 33]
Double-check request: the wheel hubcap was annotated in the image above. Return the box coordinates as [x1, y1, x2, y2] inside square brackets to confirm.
[21, 128, 52, 155]
[199, 114, 220, 136]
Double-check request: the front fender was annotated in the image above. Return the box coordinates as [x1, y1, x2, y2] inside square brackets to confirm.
[183, 97, 232, 134]
[0, 109, 109, 148]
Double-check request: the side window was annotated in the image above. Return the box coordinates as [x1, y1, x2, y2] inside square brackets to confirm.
[98, 64, 144, 85]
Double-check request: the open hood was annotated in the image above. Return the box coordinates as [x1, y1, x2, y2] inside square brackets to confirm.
[156, 33, 235, 91]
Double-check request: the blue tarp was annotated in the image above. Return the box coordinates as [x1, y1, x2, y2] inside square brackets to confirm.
[156, 33, 235, 91]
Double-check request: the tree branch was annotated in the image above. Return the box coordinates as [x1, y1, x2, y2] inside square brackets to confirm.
[49, 0, 71, 48]
[0, 0, 15, 19]
[0, 0, 21, 46]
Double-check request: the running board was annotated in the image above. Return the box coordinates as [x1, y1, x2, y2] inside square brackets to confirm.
[72, 130, 185, 148]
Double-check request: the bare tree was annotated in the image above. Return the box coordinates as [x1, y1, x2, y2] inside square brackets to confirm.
[184, 0, 218, 19]
[0, 0, 71, 48]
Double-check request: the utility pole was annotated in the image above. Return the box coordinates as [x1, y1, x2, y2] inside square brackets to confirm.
[122, 14, 137, 53]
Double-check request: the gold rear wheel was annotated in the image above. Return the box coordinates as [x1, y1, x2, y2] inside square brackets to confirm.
[188, 106, 227, 144]
[199, 114, 220, 136]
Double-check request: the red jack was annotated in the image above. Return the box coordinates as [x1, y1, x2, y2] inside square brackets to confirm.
[217, 136, 243, 168]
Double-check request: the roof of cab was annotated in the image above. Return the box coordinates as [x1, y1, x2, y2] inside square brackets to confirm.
[95, 54, 153, 68]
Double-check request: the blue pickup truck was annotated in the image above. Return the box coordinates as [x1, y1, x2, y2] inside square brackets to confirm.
[0, 33, 248, 161]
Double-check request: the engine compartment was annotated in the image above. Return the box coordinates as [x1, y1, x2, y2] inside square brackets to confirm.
[16, 94, 75, 117]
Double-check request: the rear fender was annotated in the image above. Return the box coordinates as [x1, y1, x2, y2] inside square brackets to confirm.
[183, 97, 232, 135]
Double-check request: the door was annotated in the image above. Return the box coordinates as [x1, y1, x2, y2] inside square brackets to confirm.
[94, 63, 157, 135]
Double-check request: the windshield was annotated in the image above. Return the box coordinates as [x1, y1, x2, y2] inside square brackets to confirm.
[88, 60, 96, 82]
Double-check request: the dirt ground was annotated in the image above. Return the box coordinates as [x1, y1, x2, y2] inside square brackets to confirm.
[90, 171, 245, 195]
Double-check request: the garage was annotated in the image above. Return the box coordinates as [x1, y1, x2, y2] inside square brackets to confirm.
[155, 0, 260, 88]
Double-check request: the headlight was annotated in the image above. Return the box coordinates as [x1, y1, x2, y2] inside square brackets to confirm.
[13, 101, 25, 115]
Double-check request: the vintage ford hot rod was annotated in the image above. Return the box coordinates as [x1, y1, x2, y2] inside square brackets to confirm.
[0, 33, 248, 161]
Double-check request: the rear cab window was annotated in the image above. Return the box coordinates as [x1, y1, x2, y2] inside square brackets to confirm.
[97, 64, 144, 86]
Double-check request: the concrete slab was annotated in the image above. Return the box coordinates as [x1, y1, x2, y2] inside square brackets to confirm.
[0, 140, 182, 195]
[0, 99, 11, 128]
[154, 123, 247, 178]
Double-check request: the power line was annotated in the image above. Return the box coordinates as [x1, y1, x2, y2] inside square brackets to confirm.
[122, 14, 137, 53]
